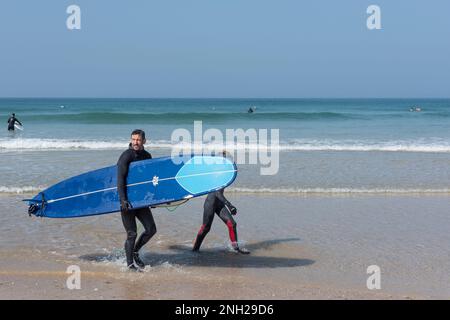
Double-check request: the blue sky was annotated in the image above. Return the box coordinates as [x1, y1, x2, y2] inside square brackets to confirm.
[0, 0, 449, 98]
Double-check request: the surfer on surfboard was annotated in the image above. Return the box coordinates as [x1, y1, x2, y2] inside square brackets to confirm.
[7, 113, 22, 131]
[192, 151, 250, 254]
[117, 129, 156, 271]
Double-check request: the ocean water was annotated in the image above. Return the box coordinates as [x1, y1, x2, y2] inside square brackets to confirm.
[1, 98, 450, 194]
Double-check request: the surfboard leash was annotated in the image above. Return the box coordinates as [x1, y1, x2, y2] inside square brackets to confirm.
[25, 192, 46, 217]
[164, 199, 189, 212]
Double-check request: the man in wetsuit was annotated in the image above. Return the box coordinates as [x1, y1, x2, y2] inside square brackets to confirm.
[117, 129, 156, 271]
[7, 113, 22, 131]
[193, 152, 250, 254]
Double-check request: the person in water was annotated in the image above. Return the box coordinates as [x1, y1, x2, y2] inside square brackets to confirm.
[7, 113, 22, 131]
[117, 129, 156, 271]
[193, 151, 250, 254]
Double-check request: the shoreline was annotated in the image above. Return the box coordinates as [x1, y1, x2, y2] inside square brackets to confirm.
[3, 190, 450, 197]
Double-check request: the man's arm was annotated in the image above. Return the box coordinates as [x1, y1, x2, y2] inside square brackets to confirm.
[117, 151, 131, 202]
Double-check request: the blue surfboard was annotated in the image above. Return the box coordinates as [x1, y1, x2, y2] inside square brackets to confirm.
[26, 155, 237, 218]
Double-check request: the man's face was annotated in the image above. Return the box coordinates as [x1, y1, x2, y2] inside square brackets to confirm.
[131, 134, 146, 151]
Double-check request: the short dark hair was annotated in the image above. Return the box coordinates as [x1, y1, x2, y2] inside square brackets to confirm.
[131, 129, 146, 140]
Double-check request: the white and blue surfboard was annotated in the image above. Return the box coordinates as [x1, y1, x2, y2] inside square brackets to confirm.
[26, 155, 237, 218]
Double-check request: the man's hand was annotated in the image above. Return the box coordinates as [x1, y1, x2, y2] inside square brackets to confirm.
[120, 200, 133, 213]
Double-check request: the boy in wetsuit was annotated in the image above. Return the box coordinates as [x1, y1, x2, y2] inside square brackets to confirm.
[193, 152, 250, 254]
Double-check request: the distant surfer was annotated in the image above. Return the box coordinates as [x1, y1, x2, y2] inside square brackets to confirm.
[7, 113, 22, 131]
[117, 129, 156, 271]
[247, 107, 254, 113]
[192, 151, 250, 254]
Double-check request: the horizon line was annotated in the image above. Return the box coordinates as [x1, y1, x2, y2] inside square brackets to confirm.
[0, 97, 449, 100]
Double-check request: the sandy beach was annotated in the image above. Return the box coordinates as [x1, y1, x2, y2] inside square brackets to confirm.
[1, 193, 449, 300]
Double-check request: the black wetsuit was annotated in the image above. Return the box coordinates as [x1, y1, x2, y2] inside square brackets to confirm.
[193, 189, 238, 251]
[117, 146, 155, 267]
[7, 116, 22, 131]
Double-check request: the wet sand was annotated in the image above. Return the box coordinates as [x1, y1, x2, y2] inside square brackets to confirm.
[0, 248, 400, 300]
[1, 193, 449, 299]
